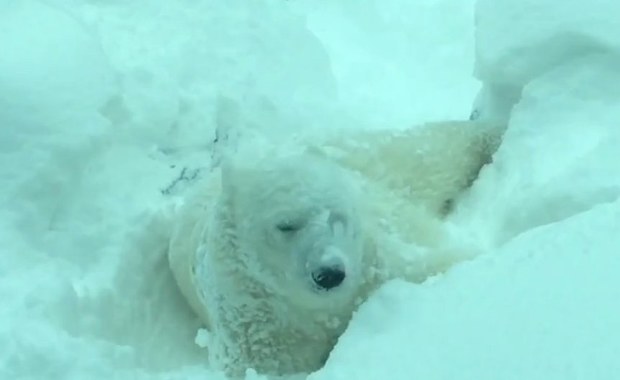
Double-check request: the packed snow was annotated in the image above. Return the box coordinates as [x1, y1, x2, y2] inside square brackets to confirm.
[2, 0, 619, 379]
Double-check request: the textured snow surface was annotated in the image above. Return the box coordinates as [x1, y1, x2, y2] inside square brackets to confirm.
[2, 0, 619, 379]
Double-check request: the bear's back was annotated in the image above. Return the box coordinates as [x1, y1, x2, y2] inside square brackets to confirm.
[308, 120, 504, 216]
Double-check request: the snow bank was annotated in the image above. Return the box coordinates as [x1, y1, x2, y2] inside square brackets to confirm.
[0, 7, 118, 378]
[82, 0, 341, 148]
[475, 0, 619, 86]
[296, 0, 478, 127]
[461, 0, 620, 246]
[0, 0, 115, 208]
[456, 53, 620, 246]
[471, 0, 620, 123]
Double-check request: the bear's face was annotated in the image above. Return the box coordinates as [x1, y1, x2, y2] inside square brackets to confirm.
[222, 153, 365, 309]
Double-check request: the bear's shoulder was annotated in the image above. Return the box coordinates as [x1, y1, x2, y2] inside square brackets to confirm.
[168, 169, 222, 330]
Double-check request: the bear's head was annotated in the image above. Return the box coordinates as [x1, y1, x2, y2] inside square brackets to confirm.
[219, 146, 366, 309]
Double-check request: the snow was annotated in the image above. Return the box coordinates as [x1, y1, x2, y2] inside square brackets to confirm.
[475, 0, 620, 86]
[471, 0, 620, 122]
[297, 0, 479, 127]
[1, 0, 619, 380]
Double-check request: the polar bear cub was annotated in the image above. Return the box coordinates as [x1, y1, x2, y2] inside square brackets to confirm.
[167, 120, 504, 377]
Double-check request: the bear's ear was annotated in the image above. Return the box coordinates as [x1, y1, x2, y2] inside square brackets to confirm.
[210, 95, 242, 170]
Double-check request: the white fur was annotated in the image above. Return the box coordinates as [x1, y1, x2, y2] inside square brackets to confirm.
[167, 120, 504, 377]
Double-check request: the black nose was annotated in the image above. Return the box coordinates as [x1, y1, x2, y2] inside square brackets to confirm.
[312, 267, 346, 290]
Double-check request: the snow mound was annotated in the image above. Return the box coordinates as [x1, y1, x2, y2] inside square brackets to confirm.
[475, 0, 619, 86]
[0, 1, 115, 131]
[457, 53, 620, 246]
[0, 0, 115, 210]
[297, 0, 478, 127]
[471, 0, 620, 123]
[82, 0, 341, 148]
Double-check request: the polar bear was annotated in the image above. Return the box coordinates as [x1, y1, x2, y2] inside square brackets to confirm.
[167, 120, 504, 377]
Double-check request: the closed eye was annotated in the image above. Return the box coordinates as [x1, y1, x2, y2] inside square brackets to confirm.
[276, 220, 305, 233]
